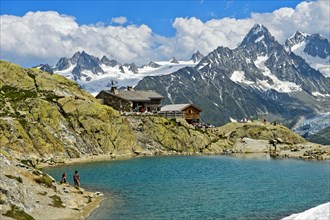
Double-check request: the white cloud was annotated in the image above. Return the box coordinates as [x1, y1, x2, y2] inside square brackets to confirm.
[111, 16, 127, 25]
[0, 0, 329, 67]
[0, 11, 158, 66]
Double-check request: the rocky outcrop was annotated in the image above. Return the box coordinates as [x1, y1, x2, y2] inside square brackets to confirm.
[1, 60, 329, 220]
[126, 116, 232, 155]
[0, 154, 103, 220]
[218, 121, 306, 145]
[0, 61, 320, 161]
[0, 61, 140, 160]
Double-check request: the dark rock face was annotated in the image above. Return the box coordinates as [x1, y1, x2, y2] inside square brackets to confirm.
[136, 24, 330, 126]
[147, 61, 161, 68]
[308, 126, 330, 145]
[70, 51, 81, 64]
[124, 62, 139, 74]
[74, 51, 104, 75]
[190, 51, 204, 63]
[101, 56, 119, 67]
[54, 51, 104, 79]
[285, 31, 306, 49]
[34, 64, 54, 74]
[286, 31, 330, 59]
[170, 57, 179, 64]
[304, 34, 330, 59]
[119, 65, 125, 73]
[54, 57, 70, 71]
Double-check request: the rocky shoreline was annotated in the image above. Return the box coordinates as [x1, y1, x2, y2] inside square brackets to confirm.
[0, 154, 104, 220]
[1, 59, 329, 220]
[1, 140, 329, 220]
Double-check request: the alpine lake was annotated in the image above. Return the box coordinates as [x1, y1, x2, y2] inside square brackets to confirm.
[43, 155, 330, 220]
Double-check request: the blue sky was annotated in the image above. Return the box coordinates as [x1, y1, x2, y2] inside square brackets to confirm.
[1, 0, 329, 67]
[1, 0, 304, 37]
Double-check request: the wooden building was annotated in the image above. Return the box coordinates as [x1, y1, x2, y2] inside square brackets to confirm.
[160, 103, 202, 124]
[96, 86, 164, 112]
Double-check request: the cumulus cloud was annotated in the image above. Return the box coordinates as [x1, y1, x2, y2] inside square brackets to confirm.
[0, 11, 158, 66]
[0, 0, 329, 67]
[170, 0, 330, 60]
[111, 16, 127, 25]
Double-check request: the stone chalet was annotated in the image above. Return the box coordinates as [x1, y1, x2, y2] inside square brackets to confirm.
[160, 103, 202, 124]
[96, 86, 164, 112]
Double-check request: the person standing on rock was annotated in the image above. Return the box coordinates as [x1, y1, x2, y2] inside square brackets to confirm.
[73, 170, 80, 190]
[60, 172, 67, 184]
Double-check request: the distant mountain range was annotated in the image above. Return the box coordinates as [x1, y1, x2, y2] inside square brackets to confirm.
[34, 24, 330, 144]
[135, 24, 330, 142]
[35, 51, 204, 94]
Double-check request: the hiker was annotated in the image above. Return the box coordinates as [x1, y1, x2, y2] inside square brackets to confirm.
[73, 170, 80, 190]
[60, 172, 67, 184]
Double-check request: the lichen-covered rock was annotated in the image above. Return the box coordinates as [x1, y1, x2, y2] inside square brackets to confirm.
[0, 61, 139, 159]
[0, 61, 36, 90]
[0, 60, 309, 160]
[125, 116, 228, 154]
[218, 122, 306, 144]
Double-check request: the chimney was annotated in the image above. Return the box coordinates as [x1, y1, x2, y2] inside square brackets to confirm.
[110, 86, 119, 95]
[127, 86, 134, 91]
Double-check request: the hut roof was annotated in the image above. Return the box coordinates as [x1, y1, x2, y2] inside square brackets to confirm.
[100, 90, 164, 102]
[161, 103, 202, 112]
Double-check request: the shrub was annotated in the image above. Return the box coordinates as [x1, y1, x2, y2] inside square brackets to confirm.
[35, 174, 54, 189]
[49, 195, 65, 208]
[4, 205, 35, 220]
[5, 174, 23, 183]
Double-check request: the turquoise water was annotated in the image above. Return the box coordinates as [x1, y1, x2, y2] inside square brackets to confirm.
[44, 155, 330, 220]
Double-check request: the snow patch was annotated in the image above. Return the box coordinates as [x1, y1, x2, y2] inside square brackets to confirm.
[291, 41, 330, 78]
[254, 56, 302, 93]
[56, 64, 76, 79]
[255, 35, 264, 43]
[230, 117, 237, 122]
[230, 71, 254, 85]
[282, 202, 330, 220]
[312, 92, 330, 97]
[55, 59, 196, 95]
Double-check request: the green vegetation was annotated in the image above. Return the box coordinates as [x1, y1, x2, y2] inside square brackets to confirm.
[20, 159, 37, 168]
[35, 174, 54, 189]
[0, 85, 37, 102]
[49, 195, 65, 208]
[0, 60, 312, 161]
[5, 174, 23, 183]
[4, 205, 35, 220]
[37, 191, 47, 196]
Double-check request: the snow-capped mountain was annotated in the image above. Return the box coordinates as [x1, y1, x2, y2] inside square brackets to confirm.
[33, 63, 54, 74]
[33, 24, 329, 142]
[285, 31, 330, 77]
[37, 50, 204, 95]
[136, 24, 330, 128]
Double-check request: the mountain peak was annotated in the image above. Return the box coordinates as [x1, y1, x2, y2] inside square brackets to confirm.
[101, 55, 120, 67]
[251, 23, 267, 33]
[190, 50, 204, 63]
[70, 51, 82, 64]
[285, 31, 309, 50]
[240, 24, 274, 47]
[170, 57, 179, 64]
[239, 24, 280, 57]
[147, 61, 161, 68]
[285, 31, 330, 60]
